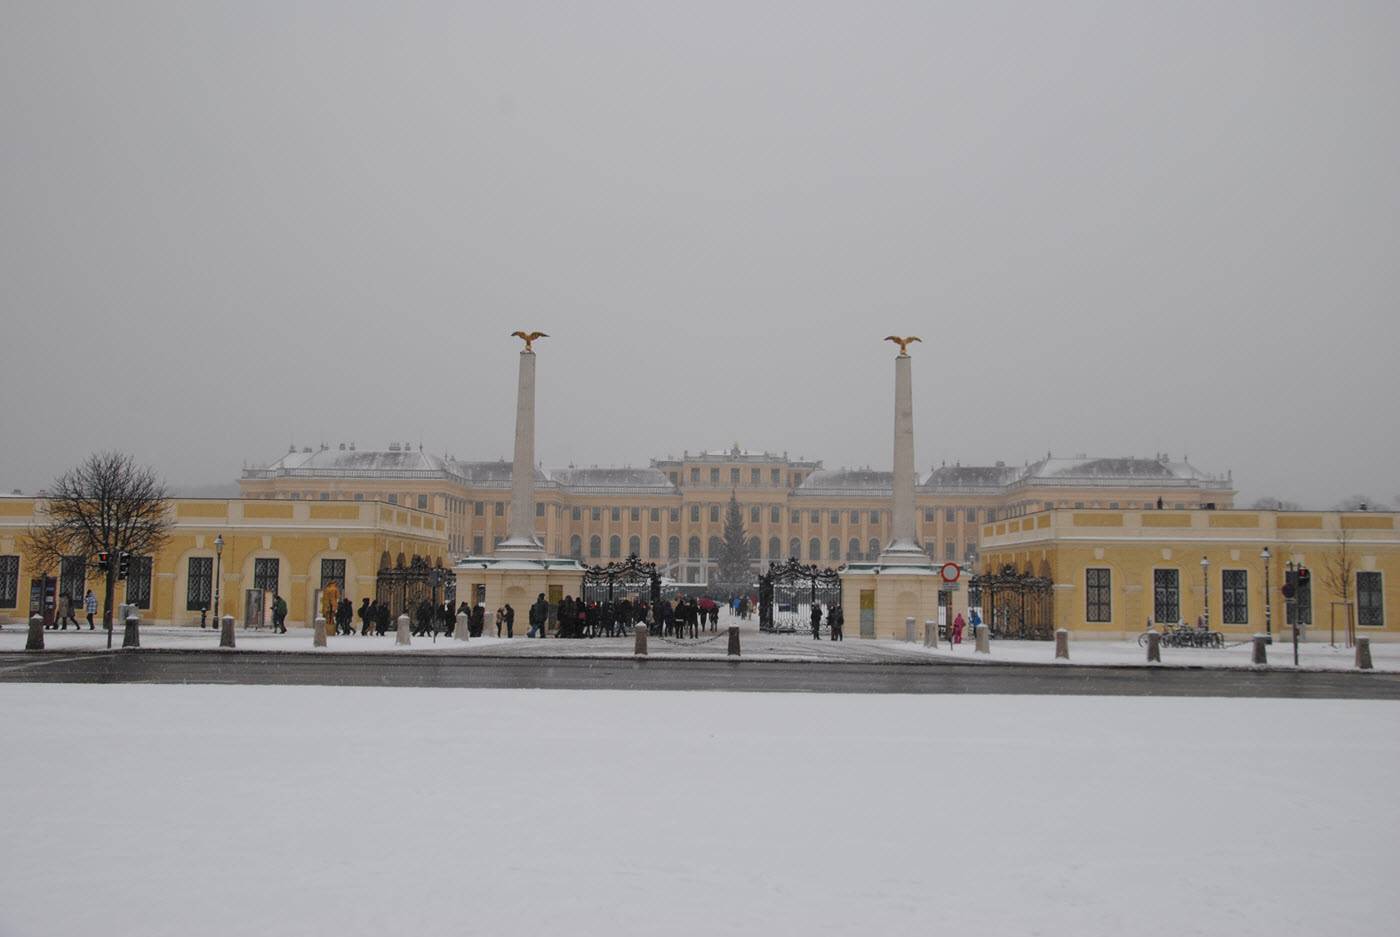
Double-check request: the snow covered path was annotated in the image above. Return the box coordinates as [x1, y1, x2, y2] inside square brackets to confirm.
[3, 685, 1398, 937]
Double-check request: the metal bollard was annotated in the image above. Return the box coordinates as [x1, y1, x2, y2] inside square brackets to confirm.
[1055, 628, 1070, 660]
[1146, 631, 1161, 663]
[220, 613, 236, 649]
[924, 619, 936, 648]
[905, 616, 916, 642]
[727, 625, 740, 657]
[1356, 636, 1372, 670]
[26, 613, 44, 651]
[313, 614, 327, 648]
[974, 623, 989, 654]
[1251, 634, 1268, 666]
[122, 612, 141, 649]
[634, 624, 648, 656]
[396, 613, 412, 646]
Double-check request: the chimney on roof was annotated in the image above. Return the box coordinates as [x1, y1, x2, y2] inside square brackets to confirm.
[996, 460, 1005, 467]
[389, 442, 401, 452]
[339, 443, 346, 450]
[302, 447, 312, 453]
[349, 442, 355, 451]
[289, 444, 296, 453]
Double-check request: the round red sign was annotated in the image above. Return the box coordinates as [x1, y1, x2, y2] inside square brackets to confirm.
[939, 562, 961, 583]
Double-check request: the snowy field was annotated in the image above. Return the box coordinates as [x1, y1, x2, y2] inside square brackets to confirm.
[2, 685, 1398, 937]
[4, 618, 1396, 671]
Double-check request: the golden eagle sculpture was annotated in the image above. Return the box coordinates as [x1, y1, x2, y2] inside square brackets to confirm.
[511, 330, 549, 352]
[884, 335, 922, 356]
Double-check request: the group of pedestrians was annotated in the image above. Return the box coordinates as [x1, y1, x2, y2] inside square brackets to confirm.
[44, 590, 99, 630]
[810, 603, 845, 640]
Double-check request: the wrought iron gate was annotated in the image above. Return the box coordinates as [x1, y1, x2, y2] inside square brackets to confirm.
[968, 565, 1054, 640]
[374, 552, 454, 619]
[758, 558, 843, 634]
[580, 554, 661, 610]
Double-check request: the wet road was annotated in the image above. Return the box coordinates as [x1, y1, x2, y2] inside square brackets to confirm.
[2, 650, 1398, 698]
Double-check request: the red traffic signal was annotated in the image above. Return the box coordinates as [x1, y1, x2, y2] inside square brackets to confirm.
[1297, 567, 1310, 587]
[96, 551, 110, 568]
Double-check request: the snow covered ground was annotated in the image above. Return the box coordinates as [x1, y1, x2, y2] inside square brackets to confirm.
[2, 685, 1397, 937]
[3, 614, 1395, 671]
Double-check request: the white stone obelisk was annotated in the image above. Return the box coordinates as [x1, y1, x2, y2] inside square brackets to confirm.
[495, 344, 546, 559]
[879, 344, 931, 566]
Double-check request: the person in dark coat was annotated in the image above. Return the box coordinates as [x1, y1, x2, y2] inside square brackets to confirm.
[830, 603, 844, 641]
[658, 598, 673, 636]
[558, 596, 575, 638]
[810, 603, 822, 640]
[471, 603, 485, 638]
[358, 598, 372, 636]
[529, 593, 549, 638]
[503, 603, 515, 638]
[413, 599, 434, 636]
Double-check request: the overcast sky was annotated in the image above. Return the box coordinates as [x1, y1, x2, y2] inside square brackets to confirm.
[2, 1, 1397, 507]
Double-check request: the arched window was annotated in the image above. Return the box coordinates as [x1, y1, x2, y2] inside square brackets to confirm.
[809, 538, 821, 561]
[768, 537, 781, 559]
[849, 538, 861, 561]
[629, 535, 640, 557]
[589, 535, 601, 558]
[869, 538, 880, 560]
[788, 538, 800, 560]
[648, 536, 660, 558]
[669, 536, 680, 558]
[829, 538, 840, 561]
[570, 535, 582, 558]
[747, 537, 759, 558]
[708, 536, 722, 558]
[688, 536, 701, 559]
[609, 535, 621, 558]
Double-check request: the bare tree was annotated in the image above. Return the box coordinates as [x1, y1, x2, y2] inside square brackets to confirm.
[1250, 496, 1301, 511]
[1319, 526, 1356, 646]
[23, 452, 172, 647]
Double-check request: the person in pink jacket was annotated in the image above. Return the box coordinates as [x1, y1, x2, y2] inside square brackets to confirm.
[952, 612, 966, 645]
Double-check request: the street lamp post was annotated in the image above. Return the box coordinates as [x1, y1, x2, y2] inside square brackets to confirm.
[213, 534, 224, 627]
[1261, 546, 1272, 642]
[1200, 556, 1210, 629]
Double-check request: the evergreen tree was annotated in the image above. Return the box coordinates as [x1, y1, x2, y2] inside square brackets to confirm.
[717, 491, 752, 587]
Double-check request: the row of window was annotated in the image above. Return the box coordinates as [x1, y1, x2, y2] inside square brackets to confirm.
[1082, 568, 1386, 627]
[675, 467, 797, 487]
[564, 535, 893, 563]
[0, 555, 347, 613]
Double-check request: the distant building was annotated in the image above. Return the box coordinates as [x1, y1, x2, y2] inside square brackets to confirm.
[238, 443, 1235, 583]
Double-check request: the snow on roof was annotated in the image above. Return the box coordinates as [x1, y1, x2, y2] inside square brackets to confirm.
[793, 468, 893, 496]
[549, 467, 677, 492]
[245, 447, 451, 478]
[923, 464, 1020, 488]
[1021, 457, 1228, 485]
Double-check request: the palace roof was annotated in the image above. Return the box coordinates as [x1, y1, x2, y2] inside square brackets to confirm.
[793, 469, 893, 497]
[549, 467, 678, 494]
[244, 445, 453, 479]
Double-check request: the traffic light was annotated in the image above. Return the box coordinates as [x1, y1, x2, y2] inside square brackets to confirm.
[96, 551, 110, 571]
[117, 552, 130, 581]
[1297, 567, 1310, 590]
[1282, 568, 1297, 599]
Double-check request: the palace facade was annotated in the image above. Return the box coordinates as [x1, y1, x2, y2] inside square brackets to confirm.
[0, 495, 448, 628]
[238, 443, 1236, 583]
[979, 506, 1398, 641]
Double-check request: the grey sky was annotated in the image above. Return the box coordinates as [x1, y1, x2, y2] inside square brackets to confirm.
[2, 1, 1397, 507]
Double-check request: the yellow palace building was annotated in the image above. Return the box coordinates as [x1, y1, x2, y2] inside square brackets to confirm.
[0, 495, 448, 628]
[237, 443, 1235, 585]
[979, 507, 1398, 641]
